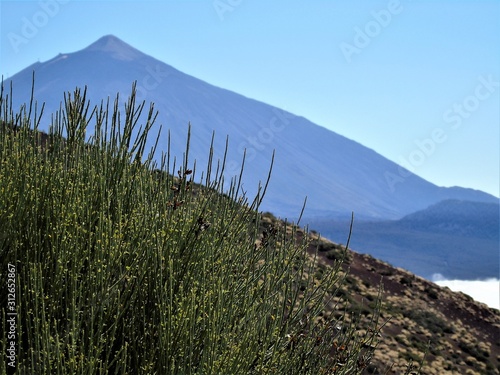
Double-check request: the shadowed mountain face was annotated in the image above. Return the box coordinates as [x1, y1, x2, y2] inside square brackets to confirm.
[4, 35, 497, 220]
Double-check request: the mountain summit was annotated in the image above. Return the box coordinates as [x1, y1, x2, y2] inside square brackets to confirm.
[82, 35, 145, 61]
[4, 35, 497, 219]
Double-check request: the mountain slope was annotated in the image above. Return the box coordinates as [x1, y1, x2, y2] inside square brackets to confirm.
[307, 199, 500, 279]
[312, 234, 500, 375]
[4, 35, 497, 219]
[255, 213, 500, 375]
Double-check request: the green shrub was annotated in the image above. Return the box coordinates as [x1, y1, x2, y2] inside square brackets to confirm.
[0, 83, 391, 374]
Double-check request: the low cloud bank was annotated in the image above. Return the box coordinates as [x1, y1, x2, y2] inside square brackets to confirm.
[432, 274, 499, 310]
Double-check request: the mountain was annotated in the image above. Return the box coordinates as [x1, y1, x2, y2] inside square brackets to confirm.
[3, 35, 498, 220]
[307, 199, 500, 279]
[398, 199, 499, 238]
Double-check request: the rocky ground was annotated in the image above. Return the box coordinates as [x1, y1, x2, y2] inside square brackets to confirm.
[262, 212, 500, 374]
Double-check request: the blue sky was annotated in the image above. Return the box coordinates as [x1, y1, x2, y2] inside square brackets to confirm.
[1, 0, 499, 197]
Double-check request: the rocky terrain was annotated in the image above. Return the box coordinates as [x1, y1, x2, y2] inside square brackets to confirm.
[260, 212, 500, 374]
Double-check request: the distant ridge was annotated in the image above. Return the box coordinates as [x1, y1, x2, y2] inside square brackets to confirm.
[308, 199, 499, 279]
[398, 199, 499, 238]
[4, 35, 498, 220]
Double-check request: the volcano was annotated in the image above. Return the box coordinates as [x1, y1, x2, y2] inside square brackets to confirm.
[4, 35, 497, 220]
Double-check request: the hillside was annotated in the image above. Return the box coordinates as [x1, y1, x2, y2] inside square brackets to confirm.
[4, 35, 497, 220]
[307, 200, 499, 280]
[1, 89, 499, 375]
[2, 88, 386, 374]
[296, 222, 500, 374]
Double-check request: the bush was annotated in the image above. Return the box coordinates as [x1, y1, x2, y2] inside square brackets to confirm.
[0, 83, 391, 374]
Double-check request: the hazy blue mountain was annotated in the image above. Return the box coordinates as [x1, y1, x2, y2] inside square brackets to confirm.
[307, 199, 499, 279]
[398, 199, 499, 238]
[4, 35, 498, 220]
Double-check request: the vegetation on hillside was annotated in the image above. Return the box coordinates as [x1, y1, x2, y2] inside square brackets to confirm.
[12, 80, 500, 375]
[0, 82, 420, 374]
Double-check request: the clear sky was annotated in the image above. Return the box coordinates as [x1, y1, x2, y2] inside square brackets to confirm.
[1, 0, 499, 197]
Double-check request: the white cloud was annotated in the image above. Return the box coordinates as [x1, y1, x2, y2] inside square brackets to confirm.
[432, 274, 500, 310]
